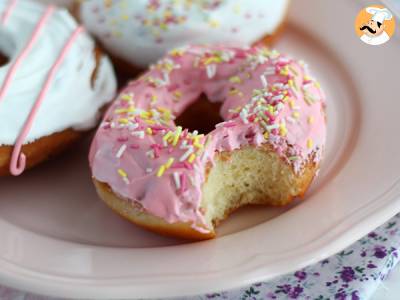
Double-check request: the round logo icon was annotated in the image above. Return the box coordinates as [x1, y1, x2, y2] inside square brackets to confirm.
[355, 5, 396, 46]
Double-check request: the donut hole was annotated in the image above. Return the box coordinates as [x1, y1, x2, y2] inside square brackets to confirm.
[175, 94, 224, 134]
[0, 51, 9, 67]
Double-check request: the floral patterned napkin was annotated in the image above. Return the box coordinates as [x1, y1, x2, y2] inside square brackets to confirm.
[0, 214, 399, 300]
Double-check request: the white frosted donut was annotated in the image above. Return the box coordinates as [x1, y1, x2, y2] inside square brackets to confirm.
[78, 0, 289, 67]
[0, 0, 116, 175]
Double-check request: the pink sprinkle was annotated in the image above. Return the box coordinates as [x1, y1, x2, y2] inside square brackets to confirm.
[171, 162, 186, 169]
[272, 128, 279, 135]
[179, 173, 187, 193]
[168, 146, 174, 153]
[103, 124, 111, 130]
[248, 114, 256, 122]
[130, 144, 140, 149]
[151, 125, 165, 131]
[183, 161, 194, 170]
[264, 111, 275, 122]
[117, 137, 128, 142]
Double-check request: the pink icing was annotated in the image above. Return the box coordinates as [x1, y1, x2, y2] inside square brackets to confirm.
[90, 46, 326, 232]
[0, 3, 84, 175]
[0, 0, 17, 24]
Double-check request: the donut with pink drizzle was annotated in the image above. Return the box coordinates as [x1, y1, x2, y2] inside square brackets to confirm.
[0, 0, 116, 176]
[90, 45, 326, 240]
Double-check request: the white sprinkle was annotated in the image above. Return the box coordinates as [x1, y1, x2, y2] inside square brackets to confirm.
[192, 130, 198, 136]
[146, 150, 155, 159]
[272, 95, 284, 101]
[162, 139, 168, 147]
[122, 177, 129, 184]
[131, 131, 145, 139]
[240, 110, 249, 124]
[128, 123, 139, 130]
[266, 124, 280, 131]
[116, 144, 127, 158]
[264, 67, 276, 75]
[206, 64, 217, 79]
[179, 147, 194, 162]
[173, 172, 181, 190]
[286, 116, 296, 124]
[146, 168, 153, 173]
[180, 140, 189, 149]
[162, 71, 170, 85]
[260, 74, 268, 88]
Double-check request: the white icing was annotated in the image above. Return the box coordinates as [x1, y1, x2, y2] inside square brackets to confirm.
[0, 0, 117, 146]
[79, 0, 289, 67]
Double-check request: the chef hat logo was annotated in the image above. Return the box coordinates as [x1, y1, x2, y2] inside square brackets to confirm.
[355, 5, 396, 46]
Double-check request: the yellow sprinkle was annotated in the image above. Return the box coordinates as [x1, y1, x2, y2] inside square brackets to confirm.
[194, 142, 203, 149]
[157, 165, 166, 177]
[157, 106, 168, 112]
[144, 119, 156, 125]
[114, 106, 135, 114]
[173, 90, 182, 100]
[140, 111, 151, 119]
[165, 157, 175, 169]
[118, 168, 128, 178]
[307, 139, 313, 149]
[292, 111, 300, 119]
[118, 118, 129, 124]
[304, 75, 312, 81]
[280, 126, 288, 136]
[204, 56, 222, 65]
[170, 48, 184, 57]
[229, 76, 242, 84]
[208, 19, 220, 28]
[172, 126, 183, 146]
[315, 81, 321, 89]
[289, 99, 295, 109]
[308, 116, 315, 124]
[121, 14, 129, 20]
[188, 153, 196, 163]
[146, 127, 153, 135]
[163, 131, 173, 141]
[263, 132, 269, 140]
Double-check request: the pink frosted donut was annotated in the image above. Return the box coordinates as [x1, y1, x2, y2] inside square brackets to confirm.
[90, 45, 326, 240]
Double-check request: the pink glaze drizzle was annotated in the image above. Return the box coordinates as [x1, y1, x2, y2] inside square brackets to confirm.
[0, 0, 18, 24]
[9, 26, 84, 175]
[0, 6, 55, 101]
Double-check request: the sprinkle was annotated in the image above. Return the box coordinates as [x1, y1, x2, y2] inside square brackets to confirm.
[308, 116, 315, 124]
[173, 172, 181, 190]
[118, 168, 128, 178]
[116, 144, 127, 158]
[118, 118, 129, 125]
[229, 76, 242, 83]
[180, 147, 194, 162]
[130, 144, 140, 149]
[172, 126, 183, 146]
[307, 139, 313, 149]
[146, 168, 153, 173]
[263, 132, 269, 139]
[206, 64, 217, 78]
[157, 165, 166, 177]
[289, 156, 298, 161]
[121, 93, 134, 101]
[146, 127, 153, 135]
[266, 124, 280, 131]
[163, 131, 173, 142]
[165, 157, 175, 169]
[292, 111, 300, 119]
[180, 173, 187, 193]
[188, 153, 196, 163]
[131, 131, 145, 139]
[260, 74, 268, 88]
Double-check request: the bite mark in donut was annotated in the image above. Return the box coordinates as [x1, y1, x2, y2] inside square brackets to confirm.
[90, 45, 326, 239]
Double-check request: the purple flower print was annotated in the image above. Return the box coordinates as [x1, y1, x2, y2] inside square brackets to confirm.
[374, 246, 387, 259]
[294, 271, 307, 281]
[339, 267, 356, 283]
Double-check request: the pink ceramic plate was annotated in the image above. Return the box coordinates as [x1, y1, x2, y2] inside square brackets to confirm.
[0, 0, 399, 298]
